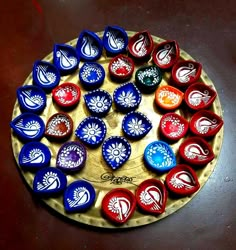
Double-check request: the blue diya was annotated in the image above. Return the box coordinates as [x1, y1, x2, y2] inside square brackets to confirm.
[64, 180, 96, 213]
[33, 60, 60, 92]
[10, 113, 45, 142]
[122, 111, 152, 140]
[102, 136, 131, 170]
[76, 30, 103, 61]
[53, 44, 79, 75]
[84, 89, 112, 117]
[56, 141, 87, 172]
[33, 167, 67, 195]
[103, 25, 128, 55]
[19, 141, 51, 170]
[113, 82, 142, 113]
[144, 141, 176, 172]
[17, 85, 47, 113]
[75, 116, 106, 148]
[79, 62, 105, 90]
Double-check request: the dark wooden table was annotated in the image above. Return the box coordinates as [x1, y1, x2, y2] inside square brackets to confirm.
[1, 0, 235, 249]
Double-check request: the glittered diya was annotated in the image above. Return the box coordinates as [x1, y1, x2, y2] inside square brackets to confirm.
[135, 65, 162, 93]
[76, 30, 103, 61]
[171, 60, 202, 87]
[10, 113, 45, 142]
[179, 136, 214, 165]
[75, 116, 107, 147]
[64, 180, 96, 212]
[159, 112, 189, 141]
[189, 110, 223, 137]
[17, 85, 47, 113]
[135, 179, 167, 215]
[33, 167, 67, 196]
[185, 82, 217, 110]
[128, 30, 154, 60]
[56, 141, 87, 172]
[108, 54, 134, 81]
[165, 164, 200, 196]
[83, 89, 112, 117]
[102, 188, 136, 224]
[152, 40, 180, 69]
[155, 85, 184, 110]
[52, 82, 81, 108]
[45, 112, 73, 141]
[144, 141, 176, 172]
[103, 25, 128, 56]
[102, 136, 131, 170]
[122, 111, 152, 140]
[113, 82, 142, 113]
[53, 44, 79, 75]
[79, 62, 105, 90]
[33, 60, 60, 92]
[18, 141, 51, 170]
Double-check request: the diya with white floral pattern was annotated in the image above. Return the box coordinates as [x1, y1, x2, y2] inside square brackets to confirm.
[102, 136, 131, 170]
[179, 136, 214, 165]
[75, 116, 106, 147]
[165, 164, 200, 196]
[45, 112, 73, 141]
[64, 180, 96, 212]
[160, 112, 189, 141]
[52, 82, 81, 108]
[135, 179, 167, 215]
[189, 110, 223, 137]
[184, 82, 217, 110]
[122, 111, 152, 140]
[56, 141, 87, 172]
[152, 40, 180, 69]
[102, 188, 136, 224]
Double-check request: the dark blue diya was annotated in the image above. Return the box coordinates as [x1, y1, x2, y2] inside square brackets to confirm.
[79, 62, 105, 90]
[122, 111, 152, 140]
[84, 89, 112, 117]
[103, 25, 128, 56]
[144, 141, 176, 173]
[10, 113, 45, 142]
[102, 136, 131, 170]
[33, 60, 60, 92]
[76, 30, 103, 61]
[113, 82, 142, 113]
[75, 116, 106, 148]
[33, 167, 67, 196]
[64, 180, 96, 213]
[56, 141, 87, 172]
[19, 141, 51, 170]
[53, 44, 79, 75]
[17, 85, 47, 113]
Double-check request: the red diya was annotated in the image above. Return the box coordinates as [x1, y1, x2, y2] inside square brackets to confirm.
[189, 110, 224, 137]
[172, 60, 202, 87]
[45, 112, 73, 140]
[152, 40, 180, 69]
[135, 179, 167, 215]
[165, 164, 200, 196]
[179, 136, 214, 165]
[127, 30, 154, 60]
[160, 112, 189, 141]
[155, 85, 184, 110]
[102, 188, 136, 224]
[52, 82, 81, 108]
[185, 82, 217, 110]
[108, 54, 134, 81]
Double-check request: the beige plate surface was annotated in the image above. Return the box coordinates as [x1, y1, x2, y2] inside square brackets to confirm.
[11, 31, 224, 228]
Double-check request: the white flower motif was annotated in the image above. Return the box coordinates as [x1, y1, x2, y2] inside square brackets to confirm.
[89, 96, 109, 113]
[106, 142, 126, 163]
[117, 91, 136, 107]
[82, 122, 102, 142]
[127, 118, 146, 135]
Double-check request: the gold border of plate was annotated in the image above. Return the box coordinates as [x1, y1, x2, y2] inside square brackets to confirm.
[11, 31, 224, 228]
